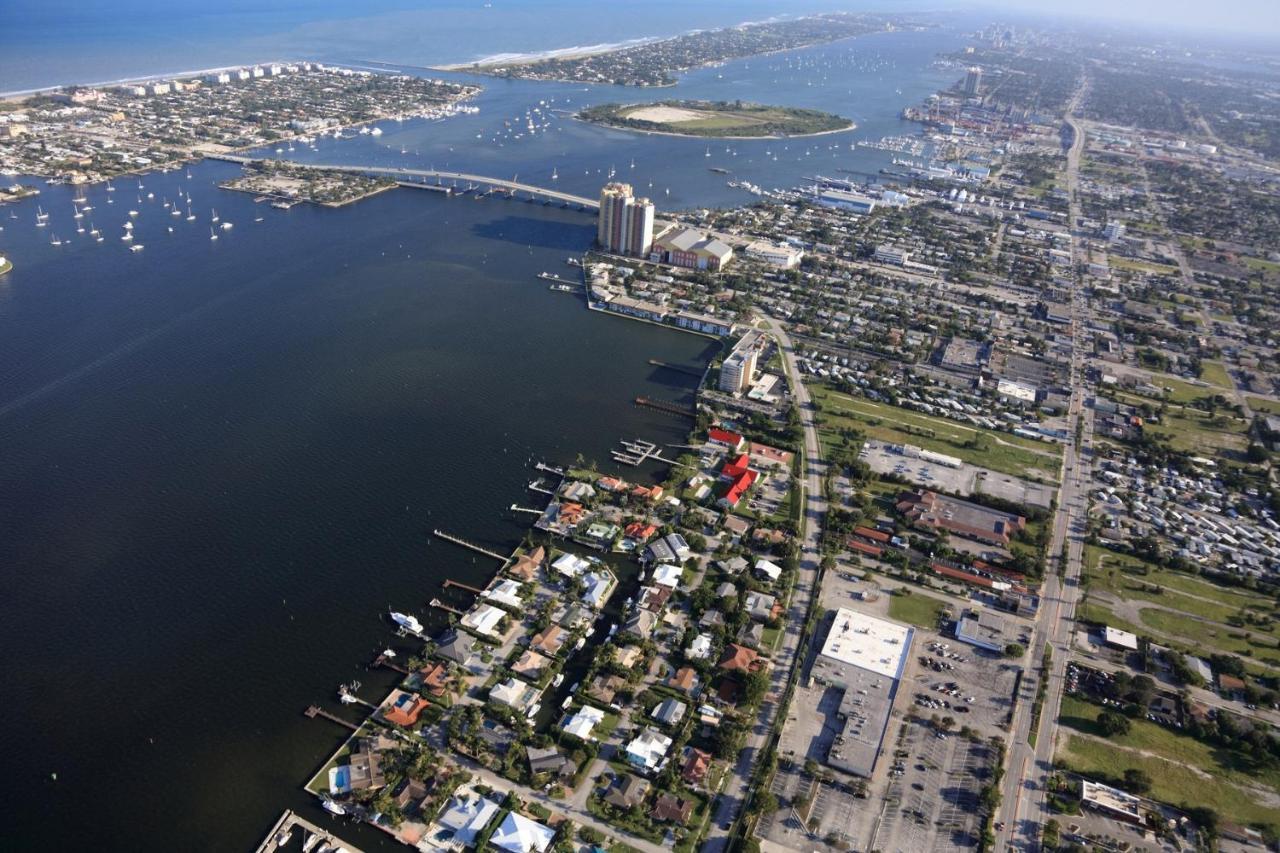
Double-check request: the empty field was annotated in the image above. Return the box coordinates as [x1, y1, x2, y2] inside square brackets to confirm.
[579, 100, 853, 138]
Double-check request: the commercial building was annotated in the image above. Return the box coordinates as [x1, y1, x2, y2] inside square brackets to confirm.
[955, 610, 1011, 652]
[597, 182, 655, 257]
[1102, 220, 1126, 242]
[896, 490, 1026, 546]
[963, 66, 983, 96]
[1102, 626, 1139, 651]
[816, 187, 877, 214]
[810, 608, 913, 777]
[873, 244, 910, 266]
[745, 239, 803, 268]
[1080, 780, 1143, 825]
[650, 226, 733, 271]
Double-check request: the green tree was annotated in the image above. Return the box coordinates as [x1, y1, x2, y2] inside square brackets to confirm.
[1097, 710, 1131, 737]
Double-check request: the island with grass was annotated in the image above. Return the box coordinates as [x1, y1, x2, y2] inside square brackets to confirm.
[578, 100, 854, 138]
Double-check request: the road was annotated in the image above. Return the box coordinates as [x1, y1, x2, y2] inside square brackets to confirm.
[993, 82, 1094, 852]
[210, 154, 600, 207]
[701, 318, 827, 852]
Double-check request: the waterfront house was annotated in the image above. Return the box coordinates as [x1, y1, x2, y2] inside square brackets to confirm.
[630, 483, 664, 502]
[416, 661, 451, 697]
[587, 673, 627, 706]
[508, 546, 545, 581]
[560, 481, 596, 502]
[707, 428, 745, 452]
[625, 727, 673, 772]
[614, 645, 643, 669]
[575, 521, 619, 550]
[529, 624, 566, 656]
[622, 609, 658, 639]
[489, 677, 542, 716]
[461, 603, 507, 639]
[604, 774, 651, 810]
[651, 562, 683, 588]
[552, 551, 591, 578]
[482, 578, 525, 610]
[637, 584, 672, 613]
[560, 704, 606, 742]
[381, 690, 431, 728]
[435, 630, 479, 668]
[346, 737, 388, 792]
[511, 649, 550, 682]
[597, 476, 628, 492]
[581, 568, 616, 608]
[624, 521, 659, 542]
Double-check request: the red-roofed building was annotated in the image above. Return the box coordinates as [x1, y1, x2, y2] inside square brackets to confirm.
[708, 428, 745, 451]
[896, 490, 1025, 546]
[630, 483, 664, 502]
[722, 453, 752, 480]
[558, 502, 586, 526]
[382, 691, 431, 727]
[625, 521, 659, 542]
[597, 476, 628, 492]
[718, 643, 762, 674]
[681, 748, 712, 787]
[718, 453, 758, 508]
[848, 539, 884, 559]
[853, 526, 891, 544]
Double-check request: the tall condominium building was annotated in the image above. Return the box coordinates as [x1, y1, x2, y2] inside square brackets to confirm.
[719, 348, 758, 393]
[963, 66, 982, 96]
[597, 183, 655, 257]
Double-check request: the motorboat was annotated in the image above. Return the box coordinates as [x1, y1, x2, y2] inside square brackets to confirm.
[321, 798, 346, 816]
[389, 611, 422, 633]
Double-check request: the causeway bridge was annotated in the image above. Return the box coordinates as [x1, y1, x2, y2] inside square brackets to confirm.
[210, 154, 598, 208]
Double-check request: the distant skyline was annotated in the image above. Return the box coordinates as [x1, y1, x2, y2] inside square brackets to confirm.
[976, 0, 1278, 38]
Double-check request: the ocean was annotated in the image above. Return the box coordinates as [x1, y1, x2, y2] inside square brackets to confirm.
[0, 4, 966, 849]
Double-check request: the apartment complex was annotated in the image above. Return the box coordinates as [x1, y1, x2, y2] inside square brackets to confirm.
[597, 182, 655, 257]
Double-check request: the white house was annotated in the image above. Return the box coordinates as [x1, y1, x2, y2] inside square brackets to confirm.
[491, 810, 556, 853]
[625, 726, 673, 772]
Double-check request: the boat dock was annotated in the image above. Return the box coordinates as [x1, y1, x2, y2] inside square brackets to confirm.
[537, 272, 567, 282]
[428, 597, 465, 615]
[432, 529, 508, 562]
[647, 358, 703, 378]
[635, 396, 695, 418]
[304, 705, 360, 732]
[528, 479, 555, 496]
[534, 462, 565, 477]
[372, 652, 410, 675]
[442, 578, 484, 595]
[254, 809, 364, 853]
[510, 504, 544, 515]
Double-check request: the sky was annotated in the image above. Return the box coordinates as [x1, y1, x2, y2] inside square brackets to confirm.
[977, 0, 1278, 38]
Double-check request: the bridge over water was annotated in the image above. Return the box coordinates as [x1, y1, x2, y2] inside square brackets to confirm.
[210, 155, 599, 208]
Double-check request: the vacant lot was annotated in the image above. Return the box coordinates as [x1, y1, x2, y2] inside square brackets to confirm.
[887, 591, 948, 628]
[811, 385, 1061, 481]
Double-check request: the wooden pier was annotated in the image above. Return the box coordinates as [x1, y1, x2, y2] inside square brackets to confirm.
[429, 597, 465, 615]
[432, 528, 508, 562]
[443, 578, 484, 594]
[528, 479, 555, 496]
[510, 503, 544, 515]
[635, 396, 695, 418]
[534, 462, 565, 476]
[372, 653, 410, 675]
[648, 358, 704, 378]
[304, 705, 360, 732]
[254, 809, 364, 853]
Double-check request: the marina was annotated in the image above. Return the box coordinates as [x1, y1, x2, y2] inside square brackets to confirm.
[253, 809, 363, 853]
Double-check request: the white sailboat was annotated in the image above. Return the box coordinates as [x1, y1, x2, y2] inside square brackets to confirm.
[210, 227, 218, 241]
[211, 208, 219, 223]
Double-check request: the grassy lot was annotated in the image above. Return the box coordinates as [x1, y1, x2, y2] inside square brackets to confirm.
[1197, 360, 1234, 389]
[887, 591, 948, 628]
[1109, 256, 1179, 276]
[1057, 730, 1280, 826]
[810, 385, 1060, 480]
[1144, 408, 1249, 455]
[1249, 397, 1280, 415]
[1149, 373, 1220, 405]
[1075, 598, 1146, 636]
[1137, 607, 1280, 660]
[1084, 546, 1264, 613]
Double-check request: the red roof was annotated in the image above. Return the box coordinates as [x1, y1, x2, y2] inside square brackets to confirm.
[708, 428, 744, 448]
[625, 521, 658, 541]
[722, 453, 752, 480]
[930, 562, 999, 589]
[848, 539, 883, 558]
[723, 469, 758, 506]
[853, 526, 891, 544]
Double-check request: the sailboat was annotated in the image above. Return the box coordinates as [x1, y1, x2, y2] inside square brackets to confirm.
[76, 222, 84, 234]
[211, 209, 219, 223]
[210, 227, 218, 241]
[50, 234, 63, 246]
[186, 206, 195, 222]
[705, 146, 711, 157]
[106, 180, 116, 192]
[73, 205, 83, 219]
[551, 167, 558, 180]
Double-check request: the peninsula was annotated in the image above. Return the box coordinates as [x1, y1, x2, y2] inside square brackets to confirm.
[578, 100, 854, 138]
[450, 13, 909, 86]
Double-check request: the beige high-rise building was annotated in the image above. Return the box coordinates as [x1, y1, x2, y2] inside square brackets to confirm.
[597, 182, 655, 257]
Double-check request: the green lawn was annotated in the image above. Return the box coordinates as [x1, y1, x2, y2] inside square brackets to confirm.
[1109, 256, 1179, 276]
[1085, 546, 1265, 613]
[1137, 607, 1280, 660]
[1197, 360, 1233, 389]
[887, 591, 948, 628]
[811, 385, 1060, 480]
[1058, 733, 1280, 825]
[1248, 397, 1280, 416]
[1144, 409, 1249, 455]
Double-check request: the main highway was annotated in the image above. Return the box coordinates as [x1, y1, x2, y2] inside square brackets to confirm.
[993, 81, 1094, 852]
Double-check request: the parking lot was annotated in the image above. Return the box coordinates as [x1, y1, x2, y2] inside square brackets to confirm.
[871, 719, 994, 853]
[909, 638, 1021, 738]
[859, 439, 1055, 510]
